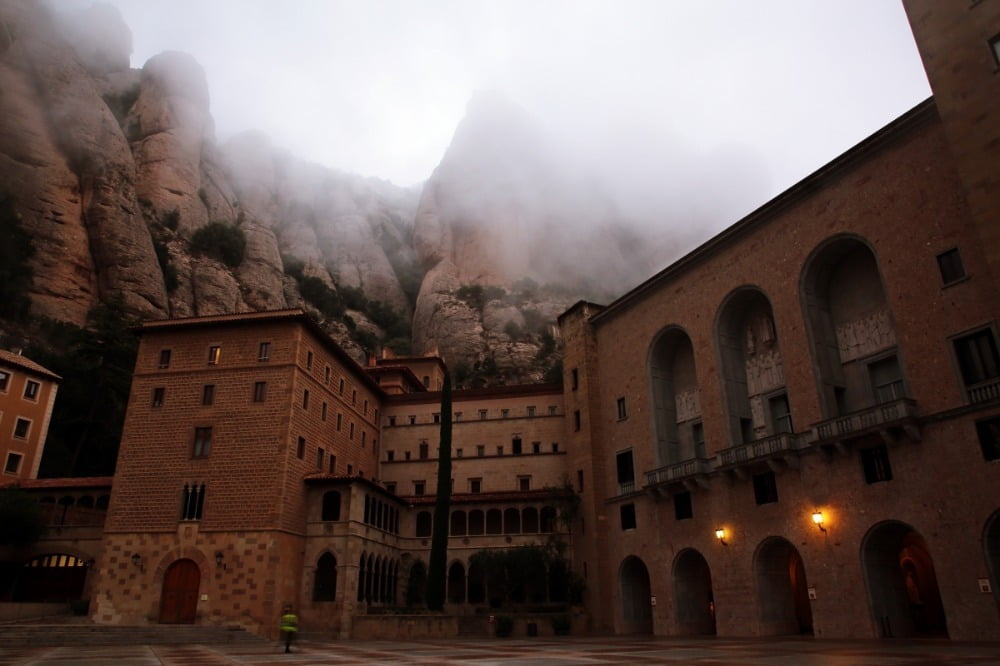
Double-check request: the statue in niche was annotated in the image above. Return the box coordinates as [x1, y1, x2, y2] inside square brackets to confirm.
[744, 313, 776, 356]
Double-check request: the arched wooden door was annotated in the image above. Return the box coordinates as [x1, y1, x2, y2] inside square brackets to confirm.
[159, 559, 200, 624]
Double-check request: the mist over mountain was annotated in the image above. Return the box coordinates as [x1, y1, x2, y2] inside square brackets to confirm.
[0, 0, 702, 383]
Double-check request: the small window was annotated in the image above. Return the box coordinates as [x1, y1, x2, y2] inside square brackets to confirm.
[329, 455, 336, 474]
[361, 431, 367, 447]
[4, 452, 23, 475]
[501, 409, 509, 419]
[574, 410, 581, 431]
[616, 449, 635, 494]
[422, 375, 430, 387]
[954, 329, 1000, 400]
[258, 342, 270, 361]
[532, 441, 541, 454]
[454, 411, 462, 421]
[571, 368, 579, 390]
[860, 445, 893, 484]
[497, 446, 504, 456]
[479, 409, 488, 420]
[306, 350, 313, 370]
[385, 482, 396, 494]
[414, 481, 425, 496]
[674, 491, 693, 520]
[405, 451, 411, 461]
[13, 418, 30, 439]
[297, 436, 306, 459]
[192, 426, 212, 457]
[937, 248, 966, 285]
[990, 33, 1000, 67]
[0, 371, 9, 391]
[303, 389, 310, 409]
[548, 405, 558, 415]
[324, 366, 331, 384]
[433, 413, 441, 424]
[620, 503, 637, 530]
[752, 471, 778, 505]
[552, 442, 560, 453]
[322, 491, 341, 521]
[518, 476, 531, 491]
[512, 437, 522, 455]
[577, 469, 584, 491]
[419, 442, 429, 459]
[321, 401, 328, 420]
[23, 380, 39, 400]
[207, 345, 221, 365]
[347, 464, 353, 475]
[976, 417, 1000, 461]
[158, 349, 171, 368]
[409, 415, 416, 425]
[349, 422, 355, 439]
[339, 378, 345, 395]
[202, 384, 215, 406]
[388, 416, 397, 427]
[364, 399, 369, 416]
[352, 389, 357, 405]
[527, 406, 536, 417]
[692, 422, 705, 456]
[152, 387, 165, 408]
[316, 447, 324, 470]
[180, 482, 205, 521]
[336, 413, 342, 431]
[616, 397, 627, 420]
[768, 393, 792, 433]
[476, 445, 485, 457]
[386, 450, 395, 462]
[470, 478, 482, 493]
[869, 356, 904, 403]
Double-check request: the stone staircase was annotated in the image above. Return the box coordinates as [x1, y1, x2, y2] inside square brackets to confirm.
[0, 623, 267, 647]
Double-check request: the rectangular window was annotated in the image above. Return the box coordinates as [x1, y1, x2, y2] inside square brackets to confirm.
[433, 413, 441, 424]
[456, 448, 463, 457]
[532, 441, 541, 454]
[577, 470, 584, 492]
[414, 481, 425, 496]
[571, 368, 579, 390]
[574, 410, 581, 431]
[152, 387, 165, 408]
[192, 426, 212, 457]
[339, 378, 345, 395]
[364, 399, 369, 416]
[518, 476, 531, 491]
[258, 342, 270, 361]
[692, 421, 705, 457]
[388, 416, 397, 427]
[497, 445, 504, 455]
[616, 449, 635, 494]
[385, 482, 396, 494]
[158, 349, 171, 368]
[477, 445, 485, 457]
[336, 413, 342, 431]
[329, 455, 337, 474]
[386, 450, 395, 462]
[297, 436, 306, 459]
[527, 406, 536, 417]
[202, 384, 215, 406]
[316, 447, 324, 470]
[552, 442, 559, 453]
[620, 503, 637, 530]
[23, 380, 39, 400]
[470, 478, 482, 493]
[361, 431, 367, 447]
[955, 329, 1000, 401]
[976, 417, 1000, 462]
[405, 451, 411, 461]
[869, 356, 904, 403]
[548, 405, 557, 415]
[512, 437, 522, 455]
[207, 345, 221, 365]
[419, 442, 428, 459]
[302, 389, 310, 409]
[616, 397, 627, 420]
[674, 491, 693, 520]
[409, 415, 416, 425]
[4, 452, 23, 475]
[180, 482, 205, 521]
[324, 366, 331, 384]
[0, 371, 8, 391]
[501, 408, 509, 419]
[860, 445, 893, 484]
[321, 401, 328, 420]
[752, 471, 778, 505]
[768, 393, 792, 433]
[937, 248, 966, 285]
[352, 389, 357, 405]
[13, 418, 30, 439]
[349, 422, 355, 439]
[479, 409, 488, 420]
[347, 464, 353, 475]
[306, 350, 313, 370]
[454, 411, 462, 421]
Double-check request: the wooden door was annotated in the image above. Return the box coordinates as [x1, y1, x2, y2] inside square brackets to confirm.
[159, 559, 200, 623]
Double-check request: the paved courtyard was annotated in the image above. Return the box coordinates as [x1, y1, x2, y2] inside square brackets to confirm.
[2, 636, 1000, 666]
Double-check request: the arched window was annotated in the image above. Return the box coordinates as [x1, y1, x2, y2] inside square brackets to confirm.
[96, 495, 110, 509]
[448, 561, 466, 604]
[416, 511, 432, 537]
[486, 509, 502, 534]
[468, 510, 485, 535]
[357, 552, 367, 601]
[313, 552, 337, 601]
[649, 327, 702, 465]
[451, 510, 467, 536]
[540, 506, 557, 533]
[522, 507, 539, 533]
[322, 491, 342, 521]
[504, 508, 521, 534]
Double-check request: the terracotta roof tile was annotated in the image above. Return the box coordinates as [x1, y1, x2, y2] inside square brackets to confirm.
[0, 349, 61, 381]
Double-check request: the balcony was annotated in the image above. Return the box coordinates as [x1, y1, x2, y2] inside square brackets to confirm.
[812, 397, 920, 451]
[968, 378, 1000, 404]
[644, 458, 712, 496]
[617, 480, 637, 495]
[717, 432, 802, 471]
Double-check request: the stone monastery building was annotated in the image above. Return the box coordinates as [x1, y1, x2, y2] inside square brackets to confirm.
[4, 0, 1000, 642]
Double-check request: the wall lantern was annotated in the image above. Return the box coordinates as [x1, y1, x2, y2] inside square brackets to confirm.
[131, 553, 144, 572]
[215, 551, 227, 570]
[812, 511, 827, 533]
[714, 527, 728, 546]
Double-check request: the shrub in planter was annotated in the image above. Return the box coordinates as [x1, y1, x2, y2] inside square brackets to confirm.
[495, 614, 514, 637]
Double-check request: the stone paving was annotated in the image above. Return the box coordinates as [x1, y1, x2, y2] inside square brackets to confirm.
[2, 636, 1000, 666]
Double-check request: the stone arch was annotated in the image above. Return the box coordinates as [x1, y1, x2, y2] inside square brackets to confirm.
[406, 560, 427, 607]
[468, 558, 486, 604]
[800, 235, 903, 418]
[522, 507, 539, 533]
[448, 560, 466, 604]
[159, 559, 200, 624]
[504, 507, 521, 534]
[450, 510, 467, 536]
[649, 325, 702, 466]
[716, 287, 789, 445]
[313, 551, 337, 601]
[862, 520, 948, 638]
[12, 552, 91, 602]
[469, 509, 485, 535]
[619, 555, 653, 635]
[672, 548, 716, 635]
[753, 537, 813, 635]
[486, 508, 502, 534]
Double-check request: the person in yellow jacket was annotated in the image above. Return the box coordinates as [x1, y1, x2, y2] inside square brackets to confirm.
[280, 605, 299, 653]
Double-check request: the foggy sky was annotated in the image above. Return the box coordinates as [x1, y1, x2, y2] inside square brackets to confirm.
[63, 0, 930, 227]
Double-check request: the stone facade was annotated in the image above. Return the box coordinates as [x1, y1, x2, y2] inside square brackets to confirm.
[0, 349, 60, 481]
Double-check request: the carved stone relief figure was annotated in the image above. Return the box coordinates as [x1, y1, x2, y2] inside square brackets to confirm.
[674, 389, 701, 423]
[836, 309, 897, 362]
[746, 348, 785, 396]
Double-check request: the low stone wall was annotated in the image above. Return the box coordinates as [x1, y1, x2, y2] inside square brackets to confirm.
[351, 614, 462, 640]
[0, 602, 69, 623]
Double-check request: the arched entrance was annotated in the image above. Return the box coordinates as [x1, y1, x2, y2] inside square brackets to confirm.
[159, 559, 200, 624]
[754, 537, 813, 635]
[672, 549, 716, 635]
[862, 521, 948, 638]
[619, 555, 653, 634]
[985, 511, 1000, 613]
[447, 561, 466, 604]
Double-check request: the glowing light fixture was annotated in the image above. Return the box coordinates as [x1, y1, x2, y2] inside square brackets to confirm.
[714, 527, 727, 545]
[812, 511, 827, 533]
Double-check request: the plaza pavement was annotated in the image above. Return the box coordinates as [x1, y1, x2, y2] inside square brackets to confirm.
[2, 635, 1000, 665]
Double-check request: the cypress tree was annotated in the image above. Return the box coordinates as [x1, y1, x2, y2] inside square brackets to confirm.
[426, 371, 453, 610]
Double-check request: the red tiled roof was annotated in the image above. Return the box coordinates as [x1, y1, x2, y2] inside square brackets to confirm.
[0, 349, 61, 381]
[2, 476, 113, 490]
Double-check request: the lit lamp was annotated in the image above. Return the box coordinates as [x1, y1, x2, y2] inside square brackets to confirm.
[131, 553, 144, 572]
[812, 511, 827, 533]
[714, 527, 728, 546]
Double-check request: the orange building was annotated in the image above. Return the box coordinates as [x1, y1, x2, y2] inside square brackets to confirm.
[0, 349, 60, 481]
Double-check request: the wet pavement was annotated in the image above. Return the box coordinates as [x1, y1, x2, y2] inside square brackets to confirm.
[2, 635, 1000, 665]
